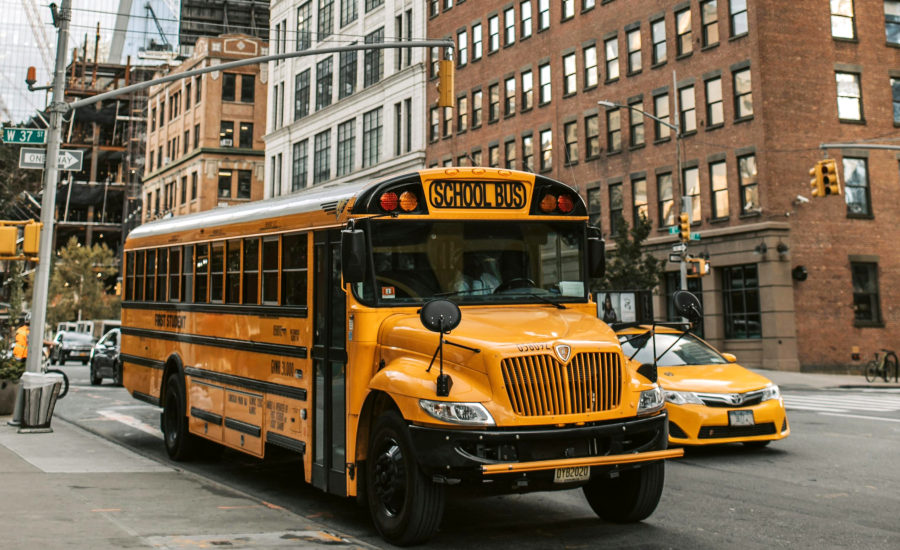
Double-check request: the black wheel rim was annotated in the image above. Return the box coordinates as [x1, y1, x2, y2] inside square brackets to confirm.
[373, 437, 407, 518]
[164, 386, 179, 449]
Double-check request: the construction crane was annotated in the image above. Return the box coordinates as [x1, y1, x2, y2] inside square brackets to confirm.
[138, 2, 176, 61]
[20, 0, 54, 76]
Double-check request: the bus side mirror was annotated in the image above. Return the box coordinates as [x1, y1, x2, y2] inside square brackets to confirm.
[341, 227, 366, 284]
[588, 227, 605, 279]
[673, 290, 703, 324]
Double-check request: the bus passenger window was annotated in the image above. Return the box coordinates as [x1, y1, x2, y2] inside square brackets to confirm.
[135, 251, 145, 301]
[169, 248, 181, 302]
[125, 252, 134, 301]
[243, 238, 260, 304]
[211, 242, 225, 302]
[195, 244, 209, 302]
[182, 245, 194, 303]
[157, 249, 168, 301]
[146, 250, 157, 301]
[281, 234, 308, 306]
[262, 237, 279, 304]
[225, 240, 241, 303]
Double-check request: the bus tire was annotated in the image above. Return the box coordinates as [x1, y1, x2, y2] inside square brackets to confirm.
[582, 461, 665, 524]
[162, 372, 201, 461]
[366, 410, 445, 546]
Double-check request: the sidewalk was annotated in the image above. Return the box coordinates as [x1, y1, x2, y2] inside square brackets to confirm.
[751, 368, 900, 391]
[0, 416, 373, 550]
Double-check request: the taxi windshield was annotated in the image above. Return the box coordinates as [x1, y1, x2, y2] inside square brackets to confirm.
[618, 332, 728, 366]
[356, 220, 586, 305]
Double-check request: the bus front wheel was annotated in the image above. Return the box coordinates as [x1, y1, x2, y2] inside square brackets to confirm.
[582, 461, 665, 523]
[162, 373, 202, 461]
[366, 410, 445, 546]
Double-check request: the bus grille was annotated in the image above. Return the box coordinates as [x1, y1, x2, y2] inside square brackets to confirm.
[500, 353, 622, 416]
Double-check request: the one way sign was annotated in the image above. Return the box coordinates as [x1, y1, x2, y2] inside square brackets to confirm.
[18, 147, 84, 171]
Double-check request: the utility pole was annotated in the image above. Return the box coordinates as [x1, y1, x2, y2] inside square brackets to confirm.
[672, 70, 688, 298]
[25, 0, 70, 374]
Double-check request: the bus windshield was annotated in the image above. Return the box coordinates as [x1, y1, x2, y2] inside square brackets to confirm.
[357, 220, 586, 305]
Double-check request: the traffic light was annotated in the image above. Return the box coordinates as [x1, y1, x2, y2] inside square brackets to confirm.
[23, 222, 42, 256]
[809, 163, 825, 197]
[679, 212, 690, 242]
[820, 159, 841, 196]
[437, 59, 455, 108]
[0, 226, 16, 256]
[686, 258, 710, 278]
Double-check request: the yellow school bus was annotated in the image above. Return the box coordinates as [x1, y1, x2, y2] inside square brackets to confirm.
[121, 167, 682, 545]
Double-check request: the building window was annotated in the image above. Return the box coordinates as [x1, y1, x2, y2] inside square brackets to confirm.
[505, 140, 517, 169]
[296, 3, 312, 50]
[237, 170, 252, 199]
[609, 183, 623, 234]
[706, 77, 724, 126]
[586, 114, 599, 158]
[458, 29, 468, 66]
[219, 121, 234, 147]
[184, 130, 190, 154]
[629, 100, 645, 146]
[583, 46, 598, 88]
[337, 119, 355, 176]
[196, 76, 202, 103]
[218, 170, 232, 198]
[430, 47, 440, 78]
[472, 24, 483, 60]
[607, 109, 621, 152]
[584, 0, 595, 8]
[319, 0, 334, 40]
[445, 0, 453, 10]
[836, 72, 862, 121]
[313, 130, 331, 184]
[587, 188, 601, 226]
[239, 123, 253, 148]
[316, 58, 333, 111]
[489, 83, 500, 121]
[429, 107, 439, 141]
[539, 129, 552, 171]
[149, 150, 154, 171]
[505, 8, 516, 45]
[489, 15, 500, 52]
[294, 70, 311, 121]
[733, 68, 753, 119]
[458, 96, 468, 131]
[364, 28, 385, 87]
[684, 167, 701, 222]
[852, 262, 881, 323]
[191, 172, 197, 200]
[364, 0, 381, 13]
[442, 106, 452, 137]
[738, 154, 758, 212]
[658, 172, 674, 226]
[504, 77, 516, 115]
[430, 0, 438, 17]
[292, 140, 308, 191]
[633, 178, 648, 221]
[652, 19, 666, 64]
[538, 0, 550, 30]
[539, 63, 551, 104]
[180, 175, 187, 205]
[339, 50, 357, 99]
[562, 0, 574, 20]
[723, 264, 761, 339]
[562, 54, 577, 95]
[680, 86, 696, 132]
[886, 1, 900, 44]
[564, 121, 578, 164]
[472, 90, 483, 126]
[729, 0, 747, 36]
[522, 70, 534, 109]
[471, 149, 483, 166]
[274, 153, 284, 196]
[605, 37, 619, 81]
[489, 145, 500, 167]
[892, 78, 900, 124]
[222, 73, 236, 101]
[703, 1, 719, 46]
[831, 0, 854, 39]
[150, 108, 156, 132]
[676, 9, 692, 55]
[843, 157, 870, 216]
[627, 29, 642, 73]
[363, 107, 383, 168]
[522, 135, 534, 172]
[710, 160, 728, 218]
[654, 94, 670, 139]
[521, 1, 533, 38]
[342, 0, 358, 26]
[241, 75, 255, 103]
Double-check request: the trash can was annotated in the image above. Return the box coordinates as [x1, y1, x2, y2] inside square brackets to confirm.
[15, 372, 64, 434]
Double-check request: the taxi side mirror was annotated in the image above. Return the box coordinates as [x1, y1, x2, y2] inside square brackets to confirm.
[722, 352, 737, 363]
[341, 226, 366, 284]
[588, 226, 605, 279]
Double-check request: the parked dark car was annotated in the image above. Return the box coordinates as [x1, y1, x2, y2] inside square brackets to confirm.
[90, 329, 122, 386]
[51, 331, 95, 365]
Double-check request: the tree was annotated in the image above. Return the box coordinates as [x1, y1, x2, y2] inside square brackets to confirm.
[45, 237, 120, 329]
[0, 141, 42, 219]
[595, 215, 663, 291]
[7, 261, 25, 324]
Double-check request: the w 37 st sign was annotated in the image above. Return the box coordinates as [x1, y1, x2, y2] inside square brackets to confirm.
[2, 127, 46, 144]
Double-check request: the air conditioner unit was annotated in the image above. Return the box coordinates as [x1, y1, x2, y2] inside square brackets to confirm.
[220, 138, 233, 147]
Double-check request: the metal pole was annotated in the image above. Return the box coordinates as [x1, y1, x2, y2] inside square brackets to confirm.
[672, 71, 688, 300]
[25, 0, 70, 374]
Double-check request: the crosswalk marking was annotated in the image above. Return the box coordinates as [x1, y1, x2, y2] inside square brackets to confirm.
[783, 392, 900, 414]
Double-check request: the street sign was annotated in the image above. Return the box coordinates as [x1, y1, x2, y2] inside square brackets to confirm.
[672, 243, 687, 253]
[18, 148, 84, 171]
[668, 253, 682, 263]
[668, 227, 679, 235]
[690, 232, 701, 241]
[2, 127, 47, 144]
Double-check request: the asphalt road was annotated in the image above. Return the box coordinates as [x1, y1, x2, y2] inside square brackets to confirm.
[51, 361, 900, 550]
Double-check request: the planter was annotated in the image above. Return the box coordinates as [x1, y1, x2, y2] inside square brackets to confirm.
[0, 379, 20, 415]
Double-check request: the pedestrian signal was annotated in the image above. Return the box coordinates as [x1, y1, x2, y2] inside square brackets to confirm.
[0, 226, 16, 256]
[437, 59, 455, 108]
[23, 222, 42, 255]
[686, 258, 710, 278]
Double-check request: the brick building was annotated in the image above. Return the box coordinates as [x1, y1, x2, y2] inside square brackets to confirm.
[143, 35, 268, 223]
[426, 0, 900, 372]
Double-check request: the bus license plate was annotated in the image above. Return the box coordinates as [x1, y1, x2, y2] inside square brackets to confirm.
[553, 466, 590, 484]
[729, 410, 755, 427]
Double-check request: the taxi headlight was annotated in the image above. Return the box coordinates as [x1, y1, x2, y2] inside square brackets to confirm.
[761, 385, 781, 402]
[665, 390, 704, 405]
[637, 386, 665, 415]
[419, 400, 496, 426]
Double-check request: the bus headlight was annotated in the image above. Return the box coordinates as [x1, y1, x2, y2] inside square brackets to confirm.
[665, 390, 704, 405]
[637, 386, 665, 415]
[761, 385, 781, 402]
[419, 400, 495, 426]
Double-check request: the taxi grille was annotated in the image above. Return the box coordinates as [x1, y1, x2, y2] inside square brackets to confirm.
[697, 422, 777, 439]
[500, 352, 622, 416]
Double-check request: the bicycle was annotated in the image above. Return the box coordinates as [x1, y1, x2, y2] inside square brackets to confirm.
[865, 350, 899, 384]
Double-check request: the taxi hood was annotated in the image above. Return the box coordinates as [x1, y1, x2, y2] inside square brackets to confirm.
[657, 363, 773, 393]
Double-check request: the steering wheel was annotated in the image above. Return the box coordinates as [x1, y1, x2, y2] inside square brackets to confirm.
[494, 278, 537, 294]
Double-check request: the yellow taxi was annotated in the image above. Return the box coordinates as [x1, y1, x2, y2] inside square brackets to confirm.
[616, 326, 789, 448]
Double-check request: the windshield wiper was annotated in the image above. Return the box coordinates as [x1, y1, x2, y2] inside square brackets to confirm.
[434, 288, 494, 298]
[532, 294, 566, 309]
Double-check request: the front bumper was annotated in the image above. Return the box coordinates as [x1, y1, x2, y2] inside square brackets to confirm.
[408, 410, 678, 483]
[666, 398, 791, 445]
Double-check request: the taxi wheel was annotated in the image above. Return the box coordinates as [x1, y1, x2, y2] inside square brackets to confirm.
[366, 410, 445, 546]
[112, 361, 123, 387]
[582, 461, 665, 524]
[742, 440, 770, 449]
[89, 359, 103, 386]
[162, 373, 201, 461]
